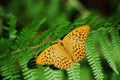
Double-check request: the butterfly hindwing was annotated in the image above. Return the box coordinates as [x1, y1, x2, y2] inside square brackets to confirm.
[36, 44, 73, 69]
[63, 25, 90, 62]
[36, 45, 56, 65]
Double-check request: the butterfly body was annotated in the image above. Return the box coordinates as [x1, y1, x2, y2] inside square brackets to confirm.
[36, 26, 90, 69]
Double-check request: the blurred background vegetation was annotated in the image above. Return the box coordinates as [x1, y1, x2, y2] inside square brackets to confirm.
[0, 0, 120, 80]
[0, 0, 120, 36]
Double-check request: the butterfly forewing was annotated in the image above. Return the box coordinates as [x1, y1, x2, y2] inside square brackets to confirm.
[72, 43, 86, 61]
[63, 25, 90, 62]
[36, 44, 56, 65]
[54, 56, 73, 69]
[36, 44, 73, 69]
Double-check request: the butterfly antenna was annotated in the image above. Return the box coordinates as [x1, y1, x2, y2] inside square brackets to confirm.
[27, 58, 37, 69]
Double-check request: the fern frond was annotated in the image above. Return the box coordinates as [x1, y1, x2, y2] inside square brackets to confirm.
[96, 29, 119, 74]
[33, 66, 47, 80]
[3, 13, 17, 39]
[0, 55, 20, 80]
[72, 13, 98, 27]
[0, 39, 11, 56]
[85, 35, 103, 80]
[12, 18, 46, 50]
[33, 29, 52, 45]
[67, 63, 81, 80]
[53, 70, 65, 80]
[51, 21, 71, 40]
[110, 28, 120, 74]
[44, 67, 54, 80]
[16, 49, 36, 80]
[43, 67, 64, 80]
[110, 28, 120, 61]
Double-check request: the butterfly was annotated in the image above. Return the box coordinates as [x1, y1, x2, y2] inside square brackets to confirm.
[36, 25, 90, 69]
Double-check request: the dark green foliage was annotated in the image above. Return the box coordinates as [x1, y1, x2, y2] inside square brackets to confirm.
[1, 9, 120, 80]
[4, 13, 17, 39]
[0, 54, 20, 80]
[12, 18, 46, 50]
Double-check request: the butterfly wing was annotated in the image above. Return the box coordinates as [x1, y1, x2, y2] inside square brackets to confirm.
[36, 44, 73, 69]
[63, 25, 90, 62]
[36, 44, 56, 65]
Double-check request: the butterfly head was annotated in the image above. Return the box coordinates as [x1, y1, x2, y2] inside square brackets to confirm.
[58, 40, 65, 47]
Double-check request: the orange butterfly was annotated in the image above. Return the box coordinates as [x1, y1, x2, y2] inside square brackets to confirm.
[36, 25, 90, 69]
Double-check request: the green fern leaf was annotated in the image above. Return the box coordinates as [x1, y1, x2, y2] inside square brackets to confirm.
[110, 28, 120, 74]
[16, 49, 36, 80]
[67, 63, 81, 80]
[110, 28, 120, 62]
[43, 67, 64, 80]
[12, 18, 45, 50]
[0, 55, 20, 80]
[86, 35, 103, 80]
[3, 13, 17, 39]
[96, 29, 119, 74]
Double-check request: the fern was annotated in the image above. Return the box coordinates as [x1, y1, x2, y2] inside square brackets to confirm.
[33, 66, 47, 80]
[85, 34, 103, 80]
[51, 21, 71, 40]
[37, 21, 71, 43]
[1, 12, 120, 80]
[0, 54, 20, 80]
[4, 13, 17, 39]
[72, 13, 98, 27]
[16, 49, 35, 80]
[95, 29, 119, 74]
[44, 67, 54, 80]
[13, 18, 46, 80]
[0, 14, 19, 80]
[67, 63, 81, 80]
[43, 67, 65, 80]
[0, 17, 46, 80]
[52, 70, 65, 80]
[13, 18, 46, 49]
[110, 28, 120, 61]
[109, 28, 120, 74]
